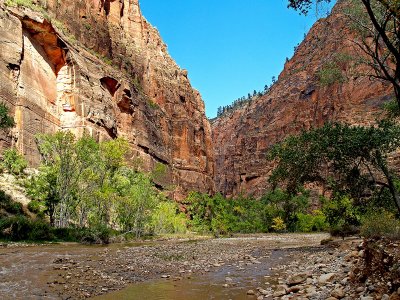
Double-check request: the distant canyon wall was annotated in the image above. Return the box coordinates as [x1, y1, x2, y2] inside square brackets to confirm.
[211, 2, 393, 198]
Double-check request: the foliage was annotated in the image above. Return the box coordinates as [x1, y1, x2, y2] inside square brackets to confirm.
[27, 200, 45, 216]
[0, 190, 23, 215]
[0, 102, 14, 129]
[289, 0, 400, 108]
[271, 217, 286, 232]
[260, 188, 310, 230]
[294, 210, 328, 232]
[4, 0, 35, 10]
[25, 131, 162, 239]
[323, 195, 361, 235]
[114, 169, 159, 237]
[1, 148, 27, 175]
[150, 201, 187, 234]
[0, 215, 54, 241]
[317, 61, 346, 86]
[185, 190, 322, 235]
[361, 210, 400, 239]
[268, 121, 400, 214]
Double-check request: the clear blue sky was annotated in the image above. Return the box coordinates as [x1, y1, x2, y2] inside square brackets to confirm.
[140, 1, 335, 118]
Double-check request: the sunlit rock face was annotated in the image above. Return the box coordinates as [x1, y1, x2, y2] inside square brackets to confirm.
[211, 2, 394, 198]
[0, 0, 215, 199]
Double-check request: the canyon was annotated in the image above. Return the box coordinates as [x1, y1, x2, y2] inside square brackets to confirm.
[0, 0, 395, 200]
[211, 2, 394, 198]
[0, 0, 214, 200]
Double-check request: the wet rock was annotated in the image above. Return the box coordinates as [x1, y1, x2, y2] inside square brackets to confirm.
[273, 285, 287, 297]
[288, 273, 308, 286]
[247, 289, 255, 295]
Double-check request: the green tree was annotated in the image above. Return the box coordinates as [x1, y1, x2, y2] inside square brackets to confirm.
[1, 148, 27, 175]
[0, 102, 14, 129]
[268, 121, 400, 214]
[115, 169, 159, 237]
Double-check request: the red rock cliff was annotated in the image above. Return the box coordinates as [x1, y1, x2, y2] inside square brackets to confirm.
[0, 0, 215, 199]
[212, 2, 393, 198]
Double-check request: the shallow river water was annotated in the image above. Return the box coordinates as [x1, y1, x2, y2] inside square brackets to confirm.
[0, 233, 329, 299]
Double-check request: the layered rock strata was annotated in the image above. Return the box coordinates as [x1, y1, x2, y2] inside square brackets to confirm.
[0, 0, 214, 199]
[212, 2, 393, 197]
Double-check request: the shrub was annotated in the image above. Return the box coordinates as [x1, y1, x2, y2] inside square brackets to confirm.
[0, 102, 14, 129]
[79, 224, 112, 244]
[0, 215, 30, 240]
[323, 195, 361, 233]
[1, 148, 28, 175]
[27, 200, 45, 218]
[0, 216, 54, 241]
[361, 211, 400, 239]
[295, 210, 328, 232]
[150, 202, 187, 235]
[271, 217, 286, 232]
[317, 61, 345, 86]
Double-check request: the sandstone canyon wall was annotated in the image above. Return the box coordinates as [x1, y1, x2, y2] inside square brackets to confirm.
[212, 2, 394, 198]
[0, 0, 215, 199]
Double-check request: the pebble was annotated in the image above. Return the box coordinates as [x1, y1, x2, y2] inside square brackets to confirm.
[247, 289, 255, 295]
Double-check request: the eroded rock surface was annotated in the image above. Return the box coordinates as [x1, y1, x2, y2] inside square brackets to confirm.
[0, 0, 214, 199]
[211, 2, 393, 197]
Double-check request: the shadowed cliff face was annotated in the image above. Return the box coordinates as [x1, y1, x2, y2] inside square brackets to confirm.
[0, 0, 215, 200]
[211, 2, 394, 198]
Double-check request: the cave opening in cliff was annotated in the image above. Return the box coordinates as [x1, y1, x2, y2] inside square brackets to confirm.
[100, 76, 120, 97]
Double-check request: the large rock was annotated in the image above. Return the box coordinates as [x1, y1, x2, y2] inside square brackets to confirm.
[0, 0, 215, 199]
[211, 1, 393, 198]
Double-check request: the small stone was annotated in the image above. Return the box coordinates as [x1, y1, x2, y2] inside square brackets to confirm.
[247, 290, 255, 295]
[273, 285, 287, 297]
[225, 277, 233, 282]
[360, 297, 373, 300]
[318, 273, 336, 284]
[381, 294, 389, 300]
[288, 273, 308, 286]
[331, 288, 345, 299]
[258, 288, 269, 295]
[288, 286, 301, 293]
[161, 275, 170, 278]
[257, 296, 264, 300]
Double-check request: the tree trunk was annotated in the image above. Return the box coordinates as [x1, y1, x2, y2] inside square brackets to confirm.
[377, 152, 400, 214]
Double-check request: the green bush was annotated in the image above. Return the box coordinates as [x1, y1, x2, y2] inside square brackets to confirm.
[0, 215, 29, 240]
[79, 224, 112, 244]
[271, 216, 286, 232]
[4, 0, 36, 10]
[361, 210, 400, 239]
[1, 148, 28, 175]
[323, 195, 361, 235]
[27, 200, 42, 214]
[294, 210, 328, 232]
[0, 190, 24, 215]
[150, 202, 187, 234]
[317, 61, 345, 86]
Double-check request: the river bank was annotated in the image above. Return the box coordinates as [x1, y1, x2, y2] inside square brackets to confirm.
[0, 233, 399, 299]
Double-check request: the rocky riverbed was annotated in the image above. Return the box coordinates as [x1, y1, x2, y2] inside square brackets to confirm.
[0, 233, 399, 299]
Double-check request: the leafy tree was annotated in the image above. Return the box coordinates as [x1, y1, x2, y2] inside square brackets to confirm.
[0, 102, 14, 129]
[115, 169, 159, 237]
[1, 148, 27, 175]
[268, 121, 400, 214]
